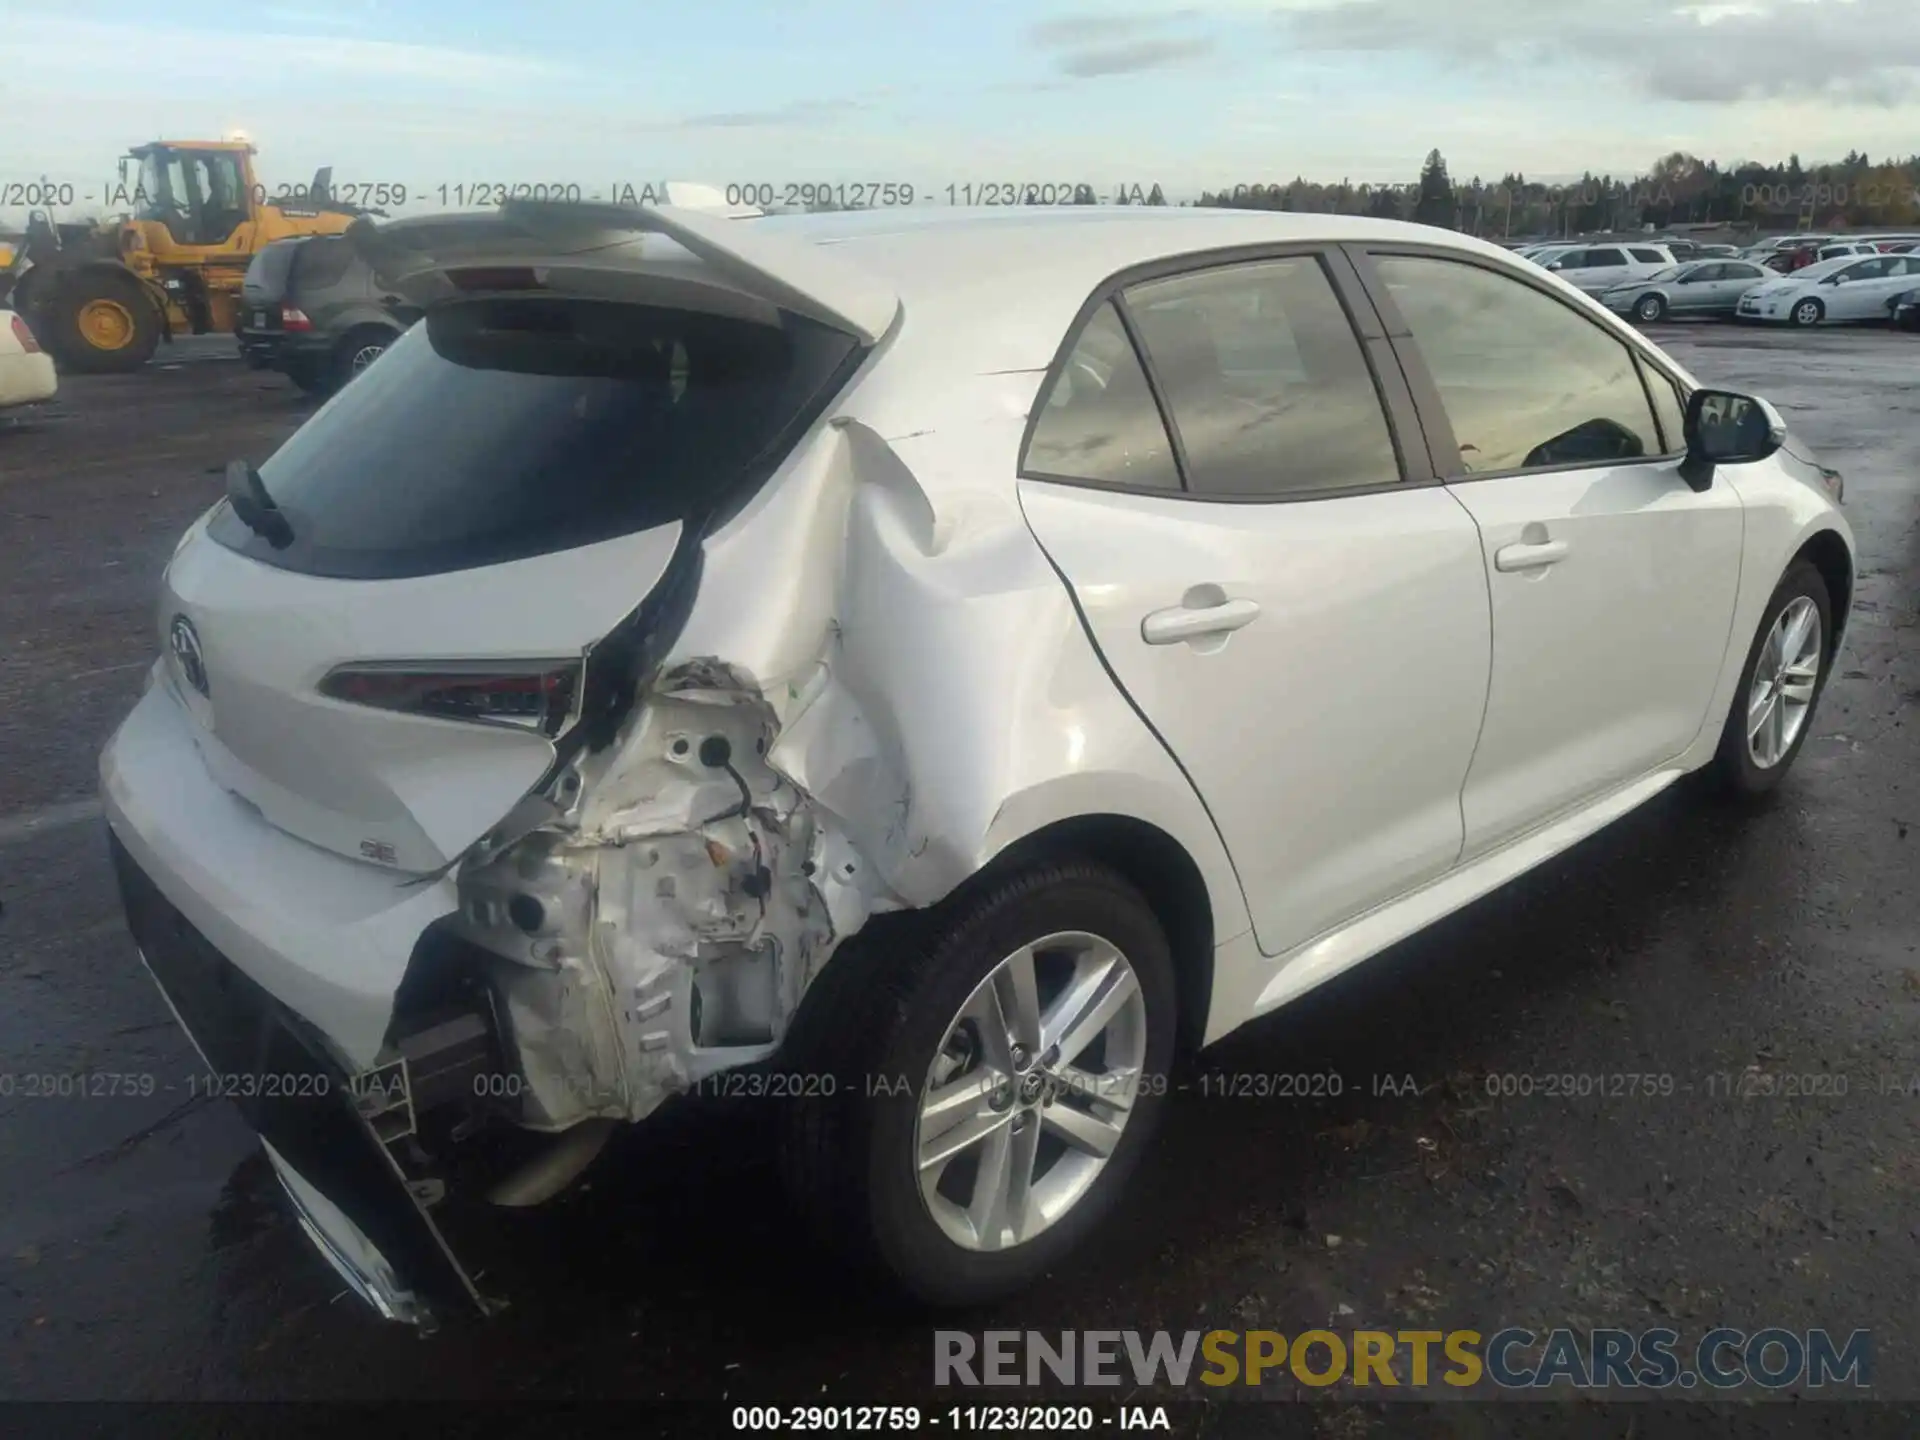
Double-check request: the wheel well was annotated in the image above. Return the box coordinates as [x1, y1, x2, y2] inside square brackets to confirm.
[1795, 529, 1853, 645]
[335, 322, 398, 366]
[339, 320, 398, 346]
[978, 815, 1216, 1057]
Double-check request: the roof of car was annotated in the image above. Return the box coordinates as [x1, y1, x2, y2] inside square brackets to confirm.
[759, 204, 1527, 289]
[741, 206, 1530, 374]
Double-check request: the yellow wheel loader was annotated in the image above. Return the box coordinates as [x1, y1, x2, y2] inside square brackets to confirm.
[3, 142, 372, 374]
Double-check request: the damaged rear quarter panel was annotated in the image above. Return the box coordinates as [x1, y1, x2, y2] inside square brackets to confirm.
[446, 351, 1250, 1133]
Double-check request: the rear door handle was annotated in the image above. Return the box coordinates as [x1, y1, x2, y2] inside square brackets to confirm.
[1141, 597, 1261, 645]
[1494, 539, 1570, 572]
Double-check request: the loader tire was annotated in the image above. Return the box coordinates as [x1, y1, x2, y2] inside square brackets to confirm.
[47, 269, 161, 374]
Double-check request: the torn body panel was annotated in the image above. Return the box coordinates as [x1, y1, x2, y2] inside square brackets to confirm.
[442, 664, 895, 1131]
[405, 374, 1251, 1136]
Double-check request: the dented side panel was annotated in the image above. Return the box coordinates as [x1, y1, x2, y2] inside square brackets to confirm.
[437, 361, 1248, 1130]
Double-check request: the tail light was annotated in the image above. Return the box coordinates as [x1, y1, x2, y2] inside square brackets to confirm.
[281, 305, 312, 331]
[319, 660, 583, 737]
[10, 313, 41, 354]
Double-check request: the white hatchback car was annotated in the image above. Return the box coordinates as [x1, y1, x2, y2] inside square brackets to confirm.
[102, 204, 1853, 1325]
[1738, 251, 1920, 325]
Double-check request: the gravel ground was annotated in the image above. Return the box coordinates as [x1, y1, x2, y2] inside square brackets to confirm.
[0, 325, 1916, 1426]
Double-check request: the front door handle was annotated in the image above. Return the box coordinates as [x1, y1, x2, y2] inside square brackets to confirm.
[1494, 539, 1570, 572]
[1141, 597, 1261, 645]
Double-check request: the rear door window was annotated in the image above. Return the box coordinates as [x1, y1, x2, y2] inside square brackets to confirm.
[1121, 257, 1400, 497]
[1629, 248, 1667, 264]
[1024, 301, 1181, 491]
[209, 298, 861, 578]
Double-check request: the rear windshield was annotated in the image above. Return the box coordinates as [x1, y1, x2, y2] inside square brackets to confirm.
[290, 234, 356, 289]
[209, 297, 862, 578]
[242, 240, 303, 299]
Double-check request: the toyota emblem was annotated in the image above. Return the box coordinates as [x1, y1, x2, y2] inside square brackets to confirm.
[169, 614, 210, 698]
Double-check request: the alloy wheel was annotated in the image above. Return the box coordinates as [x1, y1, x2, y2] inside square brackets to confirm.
[914, 931, 1147, 1253]
[1747, 595, 1822, 769]
[349, 343, 387, 375]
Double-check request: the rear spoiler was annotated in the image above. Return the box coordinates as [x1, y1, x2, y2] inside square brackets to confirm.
[346, 201, 899, 345]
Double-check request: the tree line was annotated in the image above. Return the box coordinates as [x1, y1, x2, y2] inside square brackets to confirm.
[1194, 150, 1920, 236]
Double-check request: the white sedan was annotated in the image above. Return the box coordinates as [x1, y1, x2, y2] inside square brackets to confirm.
[0, 308, 57, 409]
[1737, 252, 1920, 325]
[100, 202, 1854, 1323]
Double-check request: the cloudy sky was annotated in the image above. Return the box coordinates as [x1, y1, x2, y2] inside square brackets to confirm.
[4, 0, 1918, 219]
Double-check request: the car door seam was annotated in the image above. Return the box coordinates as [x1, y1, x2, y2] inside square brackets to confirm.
[1437, 482, 1496, 872]
[1013, 484, 1258, 929]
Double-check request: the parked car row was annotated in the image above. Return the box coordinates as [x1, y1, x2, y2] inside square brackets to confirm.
[1738, 234, 1920, 273]
[1505, 237, 1920, 329]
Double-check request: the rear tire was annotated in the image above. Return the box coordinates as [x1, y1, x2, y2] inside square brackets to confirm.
[1709, 560, 1833, 798]
[46, 268, 160, 374]
[779, 860, 1177, 1307]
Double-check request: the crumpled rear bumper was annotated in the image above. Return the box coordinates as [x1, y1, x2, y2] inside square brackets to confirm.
[109, 832, 493, 1327]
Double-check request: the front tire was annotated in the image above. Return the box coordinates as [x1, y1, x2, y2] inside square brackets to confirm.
[1634, 293, 1667, 323]
[1790, 297, 1825, 327]
[1710, 560, 1833, 797]
[46, 268, 160, 373]
[781, 861, 1177, 1307]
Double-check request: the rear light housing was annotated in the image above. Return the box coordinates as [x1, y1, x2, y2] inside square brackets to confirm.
[319, 660, 583, 737]
[281, 305, 312, 331]
[10, 313, 40, 354]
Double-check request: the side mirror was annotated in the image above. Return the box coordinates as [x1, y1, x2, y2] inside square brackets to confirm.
[1680, 389, 1784, 491]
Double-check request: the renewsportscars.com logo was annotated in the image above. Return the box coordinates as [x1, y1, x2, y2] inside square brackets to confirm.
[934, 1328, 1873, 1392]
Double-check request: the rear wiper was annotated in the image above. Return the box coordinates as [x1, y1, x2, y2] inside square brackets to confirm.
[225, 459, 295, 549]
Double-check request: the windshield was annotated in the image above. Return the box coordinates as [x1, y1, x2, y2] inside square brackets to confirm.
[1790, 257, 1860, 282]
[207, 297, 862, 579]
[132, 148, 249, 238]
[1645, 266, 1683, 281]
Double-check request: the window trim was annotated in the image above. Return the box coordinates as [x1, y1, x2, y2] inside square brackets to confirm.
[1340, 241, 1693, 485]
[1016, 242, 1436, 504]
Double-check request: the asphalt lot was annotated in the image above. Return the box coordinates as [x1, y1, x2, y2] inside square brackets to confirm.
[2, 325, 1917, 1414]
